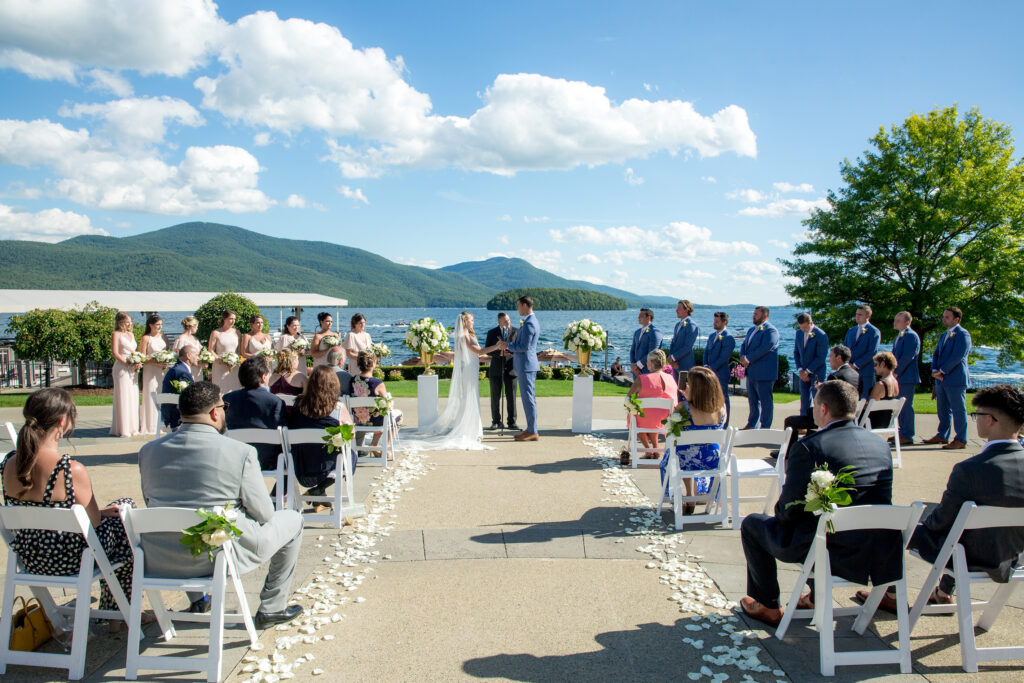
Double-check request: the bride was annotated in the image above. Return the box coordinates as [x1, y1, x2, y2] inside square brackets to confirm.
[398, 312, 501, 451]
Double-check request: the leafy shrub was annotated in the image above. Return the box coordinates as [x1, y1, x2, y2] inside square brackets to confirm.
[194, 292, 267, 344]
[388, 370, 404, 381]
[537, 366, 553, 380]
[479, 371, 487, 380]
[372, 367, 385, 380]
[557, 367, 575, 380]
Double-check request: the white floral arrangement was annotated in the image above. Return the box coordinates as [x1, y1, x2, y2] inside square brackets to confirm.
[372, 392, 394, 417]
[152, 349, 177, 365]
[197, 347, 216, 364]
[785, 464, 856, 533]
[319, 334, 342, 348]
[180, 505, 242, 562]
[322, 423, 355, 454]
[370, 342, 391, 360]
[256, 347, 276, 358]
[562, 319, 607, 353]
[127, 351, 147, 369]
[220, 351, 241, 371]
[624, 394, 645, 417]
[289, 337, 310, 351]
[403, 317, 449, 355]
[170, 379, 191, 393]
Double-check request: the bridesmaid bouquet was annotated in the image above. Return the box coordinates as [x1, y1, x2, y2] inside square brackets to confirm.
[403, 318, 449, 355]
[320, 334, 342, 348]
[152, 350, 177, 366]
[180, 505, 243, 562]
[197, 347, 216, 365]
[370, 342, 391, 361]
[289, 337, 310, 352]
[220, 351, 241, 371]
[256, 348, 275, 358]
[127, 351, 147, 370]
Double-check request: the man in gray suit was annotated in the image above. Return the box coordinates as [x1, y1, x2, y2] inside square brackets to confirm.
[328, 346, 354, 396]
[138, 381, 304, 628]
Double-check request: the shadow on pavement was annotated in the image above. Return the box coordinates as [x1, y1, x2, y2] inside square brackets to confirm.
[471, 507, 633, 545]
[497, 457, 599, 474]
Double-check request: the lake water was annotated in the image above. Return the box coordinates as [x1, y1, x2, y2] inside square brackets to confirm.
[5, 304, 1021, 384]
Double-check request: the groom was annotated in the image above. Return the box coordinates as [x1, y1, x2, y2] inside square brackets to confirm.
[499, 295, 540, 442]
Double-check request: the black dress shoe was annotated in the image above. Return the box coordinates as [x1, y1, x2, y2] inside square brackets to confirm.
[507, 423, 520, 431]
[188, 595, 212, 613]
[255, 605, 303, 629]
[487, 422, 502, 430]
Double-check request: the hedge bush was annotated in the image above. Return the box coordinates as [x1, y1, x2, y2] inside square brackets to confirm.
[556, 367, 575, 380]
[537, 366, 553, 380]
[194, 292, 268, 343]
[387, 370, 404, 381]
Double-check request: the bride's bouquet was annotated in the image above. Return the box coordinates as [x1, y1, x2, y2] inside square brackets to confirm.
[563, 319, 607, 353]
[220, 351, 241, 372]
[403, 318, 449, 355]
[289, 337, 310, 352]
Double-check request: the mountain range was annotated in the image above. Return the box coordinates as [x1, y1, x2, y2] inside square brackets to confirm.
[0, 222, 678, 307]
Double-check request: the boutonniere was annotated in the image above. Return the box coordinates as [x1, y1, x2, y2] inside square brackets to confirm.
[857, 327, 865, 336]
[898, 330, 906, 338]
[716, 333, 723, 341]
[757, 324, 764, 332]
[681, 320, 688, 328]
[949, 330, 956, 338]
[641, 327, 649, 335]
[808, 331, 815, 339]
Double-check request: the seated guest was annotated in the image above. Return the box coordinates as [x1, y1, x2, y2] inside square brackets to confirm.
[623, 350, 677, 464]
[2, 388, 139, 630]
[610, 357, 624, 376]
[161, 345, 198, 430]
[740, 381, 897, 626]
[351, 350, 392, 449]
[224, 357, 287, 470]
[860, 351, 899, 429]
[327, 346, 354, 397]
[288, 366, 354, 504]
[854, 384, 1024, 610]
[781, 344, 861, 454]
[138, 382, 304, 627]
[659, 366, 726, 514]
[270, 349, 308, 397]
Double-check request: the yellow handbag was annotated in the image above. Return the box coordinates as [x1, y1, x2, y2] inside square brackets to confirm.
[9, 596, 53, 651]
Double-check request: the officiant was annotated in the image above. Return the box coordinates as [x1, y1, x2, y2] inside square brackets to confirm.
[486, 312, 519, 430]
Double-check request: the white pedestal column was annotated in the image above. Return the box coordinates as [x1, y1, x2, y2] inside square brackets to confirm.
[417, 374, 439, 428]
[572, 374, 594, 434]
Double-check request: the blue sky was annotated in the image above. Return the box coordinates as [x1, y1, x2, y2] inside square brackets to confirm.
[1, 1, 1021, 304]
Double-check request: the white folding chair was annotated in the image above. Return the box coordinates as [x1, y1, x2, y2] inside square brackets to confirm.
[908, 502, 1024, 672]
[727, 427, 793, 529]
[226, 427, 288, 510]
[282, 427, 363, 526]
[0, 504, 131, 680]
[858, 397, 907, 468]
[628, 398, 674, 469]
[775, 502, 925, 676]
[345, 397, 392, 468]
[120, 506, 257, 683]
[151, 391, 181, 439]
[274, 393, 296, 407]
[656, 430, 732, 531]
[855, 398, 865, 418]
[3, 421, 16, 448]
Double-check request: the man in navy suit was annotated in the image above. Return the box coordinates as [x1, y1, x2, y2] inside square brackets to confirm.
[891, 311, 920, 446]
[499, 295, 540, 441]
[793, 313, 828, 417]
[224, 356, 287, 469]
[629, 308, 663, 377]
[924, 306, 972, 449]
[739, 306, 780, 429]
[668, 299, 699, 374]
[843, 304, 881, 400]
[161, 346, 197, 429]
[703, 311, 735, 425]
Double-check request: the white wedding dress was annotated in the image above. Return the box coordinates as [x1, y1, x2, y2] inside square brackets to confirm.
[398, 316, 492, 451]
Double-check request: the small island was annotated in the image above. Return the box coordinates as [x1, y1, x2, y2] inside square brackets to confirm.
[486, 287, 627, 311]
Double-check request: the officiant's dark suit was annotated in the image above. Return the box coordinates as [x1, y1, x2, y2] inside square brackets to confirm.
[741, 384, 897, 610]
[161, 359, 194, 429]
[486, 322, 518, 429]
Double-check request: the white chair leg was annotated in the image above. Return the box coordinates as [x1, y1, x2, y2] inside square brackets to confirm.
[0, 565, 18, 674]
[208, 560, 227, 683]
[954, 550, 978, 673]
[149, 590, 175, 640]
[730, 468, 740, 530]
[852, 584, 885, 634]
[125, 557, 145, 680]
[818, 572, 836, 676]
[69, 557, 94, 680]
[894, 579, 912, 673]
[893, 434, 902, 468]
[776, 557, 815, 640]
[909, 562, 944, 630]
[977, 582, 1016, 632]
[225, 549, 258, 646]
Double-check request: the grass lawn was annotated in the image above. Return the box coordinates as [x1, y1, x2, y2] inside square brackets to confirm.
[0, 393, 113, 408]
[386, 378, 631, 398]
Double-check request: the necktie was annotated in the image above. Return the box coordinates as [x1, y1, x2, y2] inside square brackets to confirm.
[803, 331, 808, 348]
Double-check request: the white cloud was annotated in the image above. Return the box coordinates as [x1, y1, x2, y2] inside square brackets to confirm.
[726, 188, 767, 203]
[524, 215, 550, 223]
[0, 203, 108, 242]
[574, 274, 605, 285]
[488, 248, 564, 273]
[767, 238, 790, 248]
[59, 96, 203, 148]
[0, 0, 225, 78]
[395, 256, 439, 269]
[701, 176, 716, 183]
[0, 118, 273, 214]
[729, 260, 783, 286]
[739, 197, 829, 217]
[638, 277, 712, 296]
[497, 214, 512, 222]
[773, 181, 815, 193]
[624, 167, 644, 185]
[253, 132, 272, 147]
[577, 253, 601, 264]
[84, 68, 133, 97]
[337, 185, 369, 204]
[551, 221, 758, 263]
[612, 269, 629, 283]
[286, 194, 306, 208]
[498, 234, 509, 245]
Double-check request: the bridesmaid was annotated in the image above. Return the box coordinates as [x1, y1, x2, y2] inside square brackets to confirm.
[310, 311, 336, 369]
[208, 310, 242, 393]
[276, 316, 308, 373]
[138, 314, 170, 435]
[240, 314, 272, 359]
[342, 313, 372, 376]
[172, 315, 203, 381]
[109, 312, 141, 437]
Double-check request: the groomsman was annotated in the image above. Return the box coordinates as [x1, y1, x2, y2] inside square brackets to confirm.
[629, 308, 663, 377]
[703, 311, 735, 426]
[843, 305, 881, 399]
[891, 311, 920, 446]
[669, 299, 699, 372]
[793, 313, 828, 417]
[485, 313, 518, 430]
[924, 306, 972, 450]
[739, 306, 780, 429]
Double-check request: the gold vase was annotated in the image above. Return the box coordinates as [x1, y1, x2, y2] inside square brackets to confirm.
[421, 351, 435, 375]
[577, 349, 591, 368]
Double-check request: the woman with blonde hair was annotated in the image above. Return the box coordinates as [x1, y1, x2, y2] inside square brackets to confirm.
[109, 312, 140, 437]
[660, 366, 726, 515]
[270, 349, 308, 397]
[623, 349, 677, 464]
[172, 315, 203, 380]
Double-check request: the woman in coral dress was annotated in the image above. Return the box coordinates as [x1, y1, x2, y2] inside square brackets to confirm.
[208, 310, 242, 393]
[109, 312, 141, 437]
[138, 314, 170, 435]
[172, 315, 203, 381]
[626, 349, 678, 460]
[342, 313, 372, 376]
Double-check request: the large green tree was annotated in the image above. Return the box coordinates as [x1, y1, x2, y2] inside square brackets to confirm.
[782, 106, 1024, 365]
[6, 302, 118, 383]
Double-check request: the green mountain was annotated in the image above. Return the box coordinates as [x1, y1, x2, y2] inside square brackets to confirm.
[486, 288, 627, 311]
[440, 257, 677, 307]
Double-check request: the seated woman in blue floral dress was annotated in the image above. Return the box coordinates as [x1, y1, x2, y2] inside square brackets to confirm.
[660, 366, 727, 515]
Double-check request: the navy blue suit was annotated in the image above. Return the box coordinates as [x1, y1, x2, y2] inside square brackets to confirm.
[703, 329, 735, 426]
[793, 326, 828, 416]
[669, 317, 699, 372]
[892, 328, 921, 439]
[160, 361, 194, 429]
[629, 324, 663, 374]
[932, 324, 972, 443]
[224, 387, 287, 470]
[844, 323, 881, 399]
[740, 322, 780, 429]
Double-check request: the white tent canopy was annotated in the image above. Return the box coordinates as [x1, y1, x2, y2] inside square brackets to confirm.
[0, 290, 348, 314]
